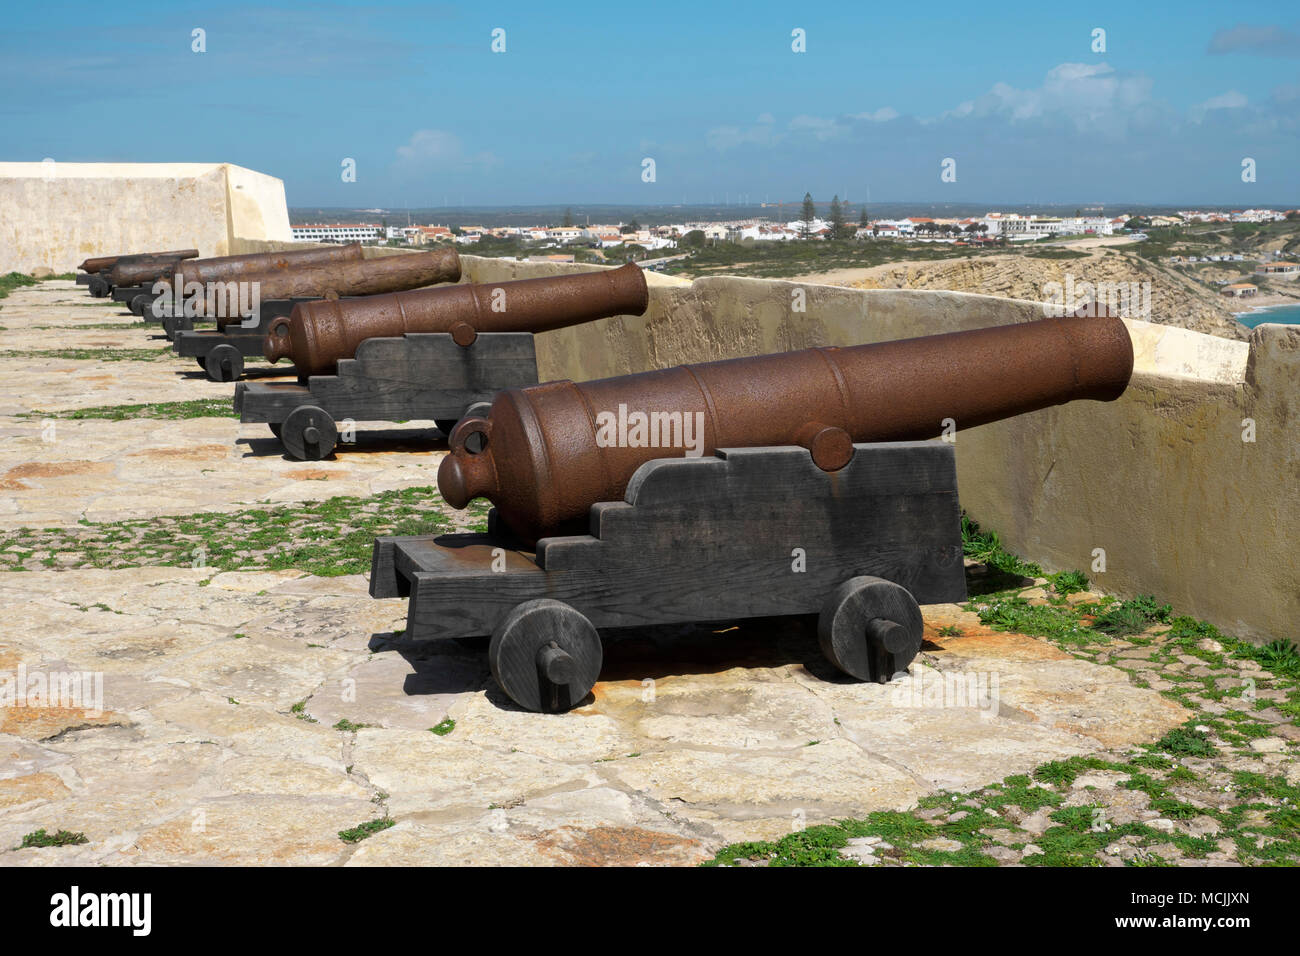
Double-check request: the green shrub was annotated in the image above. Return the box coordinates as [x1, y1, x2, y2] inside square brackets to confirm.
[1092, 595, 1171, 636]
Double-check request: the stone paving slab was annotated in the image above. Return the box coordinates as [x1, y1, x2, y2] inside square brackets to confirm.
[0, 570, 1189, 865]
[0, 280, 454, 527]
[0, 281, 224, 414]
[0, 416, 444, 527]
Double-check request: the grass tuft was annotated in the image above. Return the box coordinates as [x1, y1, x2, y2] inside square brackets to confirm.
[20, 828, 88, 848]
[338, 818, 394, 844]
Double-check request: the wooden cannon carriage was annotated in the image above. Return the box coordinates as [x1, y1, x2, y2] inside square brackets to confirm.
[372, 441, 966, 712]
[234, 332, 537, 460]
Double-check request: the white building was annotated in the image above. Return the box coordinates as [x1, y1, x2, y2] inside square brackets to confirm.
[1234, 209, 1285, 223]
[785, 217, 829, 235]
[290, 223, 384, 243]
[997, 216, 1064, 238]
[870, 219, 913, 236]
[737, 224, 798, 242]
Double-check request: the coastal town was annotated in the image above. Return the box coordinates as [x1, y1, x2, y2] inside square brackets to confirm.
[291, 206, 1299, 251]
[289, 206, 1300, 316]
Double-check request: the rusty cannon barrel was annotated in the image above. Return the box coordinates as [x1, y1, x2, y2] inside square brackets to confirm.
[190, 246, 464, 329]
[264, 261, 648, 376]
[106, 253, 204, 288]
[79, 249, 199, 274]
[439, 314, 1136, 544]
[158, 243, 365, 292]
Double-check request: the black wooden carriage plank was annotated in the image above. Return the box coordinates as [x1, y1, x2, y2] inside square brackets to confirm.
[392, 444, 965, 642]
[543, 493, 961, 574]
[404, 543, 963, 641]
[241, 333, 538, 425]
[234, 382, 313, 420]
[293, 379, 485, 422]
[173, 331, 267, 358]
[394, 534, 542, 578]
[622, 441, 956, 506]
[538, 441, 960, 573]
[369, 536, 403, 598]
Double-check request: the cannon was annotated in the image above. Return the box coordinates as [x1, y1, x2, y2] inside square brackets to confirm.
[78, 249, 199, 274]
[168, 248, 464, 381]
[77, 248, 199, 291]
[155, 246, 459, 336]
[81, 249, 199, 297]
[237, 264, 649, 458]
[99, 253, 203, 303]
[263, 261, 649, 376]
[135, 242, 367, 319]
[372, 314, 1135, 712]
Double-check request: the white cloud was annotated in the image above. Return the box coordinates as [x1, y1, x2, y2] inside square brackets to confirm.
[788, 114, 842, 140]
[394, 129, 499, 170]
[849, 107, 899, 122]
[1194, 90, 1249, 114]
[701, 61, 1290, 158]
[940, 63, 1155, 130]
[706, 114, 779, 150]
[709, 107, 897, 151]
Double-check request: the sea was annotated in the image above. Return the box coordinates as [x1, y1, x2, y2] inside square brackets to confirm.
[1236, 302, 1300, 329]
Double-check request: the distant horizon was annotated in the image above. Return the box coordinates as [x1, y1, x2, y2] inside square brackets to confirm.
[288, 200, 1299, 211]
[286, 200, 1299, 224]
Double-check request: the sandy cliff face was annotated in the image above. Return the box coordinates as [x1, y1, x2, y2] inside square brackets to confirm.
[845, 252, 1251, 340]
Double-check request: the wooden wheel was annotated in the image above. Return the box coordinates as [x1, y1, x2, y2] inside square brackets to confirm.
[817, 576, 923, 683]
[88, 276, 110, 298]
[280, 405, 337, 461]
[128, 294, 151, 316]
[435, 419, 460, 438]
[488, 599, 602, 712]
[204, 344, 244, 382]
[268, 422, 283, 439]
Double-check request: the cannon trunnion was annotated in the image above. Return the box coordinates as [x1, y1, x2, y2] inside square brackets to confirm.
[371, 440, 966, 713]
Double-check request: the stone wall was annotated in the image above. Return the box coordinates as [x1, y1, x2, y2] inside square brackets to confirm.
[0, 162, 292, 273]
[231, 246, 1297, 642]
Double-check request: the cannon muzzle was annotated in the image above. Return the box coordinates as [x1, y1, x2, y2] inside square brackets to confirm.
[264, 262, 648, 376]
[439, 314, 1135, 544]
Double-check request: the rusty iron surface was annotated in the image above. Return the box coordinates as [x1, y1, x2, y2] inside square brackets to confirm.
[439, 314, 1136, 544]
[264, 261, 647, 375]
[79, 249, 198, 274]
[183, 247, 462, 328]
[105, 254, 199, 287]
[158, 242, 364, 291]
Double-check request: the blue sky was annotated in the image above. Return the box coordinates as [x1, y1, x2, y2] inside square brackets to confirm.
[4, 1, 1298, 206]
